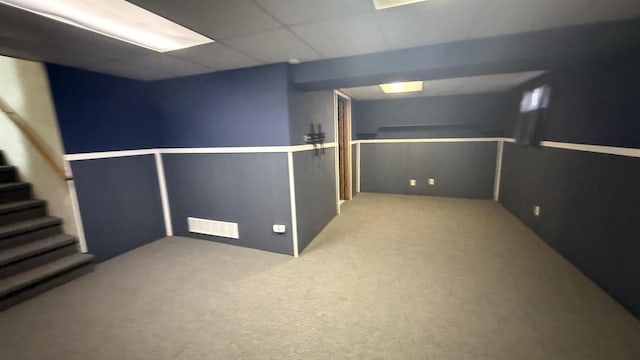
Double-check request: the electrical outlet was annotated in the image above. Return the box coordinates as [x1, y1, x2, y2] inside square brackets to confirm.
[409, 179, 416, 187]
[533, 205, 541, 216]
[273, 224, 286, 234]
[428, 178, 435, 186]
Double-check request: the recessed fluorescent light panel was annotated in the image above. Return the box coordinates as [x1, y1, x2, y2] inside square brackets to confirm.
[0, 0, 214, 52]
[372, 0, 428, 10]
[379, 81, 424, 94]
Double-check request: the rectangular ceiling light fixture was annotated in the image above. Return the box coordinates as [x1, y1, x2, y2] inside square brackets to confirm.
[372, 0, 428, 10]
[379, 81, 424, 94]
[0, 0, 214, 52]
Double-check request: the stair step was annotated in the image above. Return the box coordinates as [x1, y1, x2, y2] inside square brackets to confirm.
[0, 253, 94, 310]
[0, 200, 46, 227]
[0, 166, 16, 183]
[0, 235, 77, 279]
[0, 199, 45, 215]
[0, 182, 31, 204]
[0, 217, 62, 251]
[0, 217, 61, 241]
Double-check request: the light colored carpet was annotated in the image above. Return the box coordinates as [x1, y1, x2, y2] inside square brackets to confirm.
[0, 193, 639, 360]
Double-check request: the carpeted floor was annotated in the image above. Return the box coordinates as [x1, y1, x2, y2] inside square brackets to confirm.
[1, 193, 639, 359]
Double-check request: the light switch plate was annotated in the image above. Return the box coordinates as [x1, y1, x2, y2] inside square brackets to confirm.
[409, 179, 416, 186]
[273, 224, 286, 233]
[428, 178, 435, 185]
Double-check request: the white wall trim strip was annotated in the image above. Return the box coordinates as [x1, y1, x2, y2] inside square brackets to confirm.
[286, 151, 299, 258]
[353, 137, 640, 159]
[539, 141, 640, 158]
[354, 137, 506, 144]
[65, 144, 338, 161]
[154, 151, 173, 236]
[333, 90, 341, 215]
[66, 179, 88, 253]
[493, 141, 504, 202]
[357, 142, 361, 193]
[64, 148, 156, 161]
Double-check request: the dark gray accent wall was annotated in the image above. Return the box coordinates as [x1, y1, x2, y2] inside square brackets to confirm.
[293, 148, 337, 252]
[361, 142, 497, 199]
[500, 143, 640, 318]
[162, 153, 294, 255]
[70, 155, 165, 262]
[352, 94, 511, 139]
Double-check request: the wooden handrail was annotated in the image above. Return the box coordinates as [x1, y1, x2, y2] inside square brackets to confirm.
[0, 96, 73, 181]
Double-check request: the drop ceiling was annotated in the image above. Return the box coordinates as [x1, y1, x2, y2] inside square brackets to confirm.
[340, 71, 547, 100]
[0, 0, 639, 81]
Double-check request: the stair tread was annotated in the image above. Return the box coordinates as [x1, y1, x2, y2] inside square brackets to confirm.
[0, 165, 14, 171]
[0, 217, 61, 240]
[0, 182, 29, 191]
[0, 199, 45, 215]
[0, 253, 94, 297]
[0, 234, 76, 267]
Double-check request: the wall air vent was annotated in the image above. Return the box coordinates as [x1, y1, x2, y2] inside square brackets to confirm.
[187, 217, 239, 239]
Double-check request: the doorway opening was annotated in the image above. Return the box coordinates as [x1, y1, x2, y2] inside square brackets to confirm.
[335, 91, 352, 207]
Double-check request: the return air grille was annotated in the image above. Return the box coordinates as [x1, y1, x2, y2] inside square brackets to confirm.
[187, 217, 239, 239]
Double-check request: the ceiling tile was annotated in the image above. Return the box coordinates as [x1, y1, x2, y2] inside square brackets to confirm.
[128, 0, 282, 39]
[376, 0, 484, 49]
[254, 0, 374, 25]
[223, 28, 320, 63]
[170, 42, 263, 70]
[290, 14, 388, 58]
[340, 85, 384, 100]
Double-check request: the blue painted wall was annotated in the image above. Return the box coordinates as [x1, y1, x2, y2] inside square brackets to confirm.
[162, 152, 294, 255]
[47, 64, 161, 153]
[500, 55, 640, 318]
[155, 64, 291, 148]
[288, 87, 334, 145]
[288, 86, 337, 252]
[361, 142, 497, 199]
[70, 155, 165, 262]
[352, 94, 510, 140]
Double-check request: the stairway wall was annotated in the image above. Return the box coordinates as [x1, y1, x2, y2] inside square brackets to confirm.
[46, 65, 166, 262]
[0, 56, 80, 239]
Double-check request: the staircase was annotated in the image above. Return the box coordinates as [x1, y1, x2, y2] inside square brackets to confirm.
[0, 151, 94, 311]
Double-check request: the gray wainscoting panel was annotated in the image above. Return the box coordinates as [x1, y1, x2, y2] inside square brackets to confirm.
[500, 142, 640, 318]
[162, 153, 294, 255]
[360, 142, 497, 199]
[293, 148, 337, 252]
[70, 155, 166, 262]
